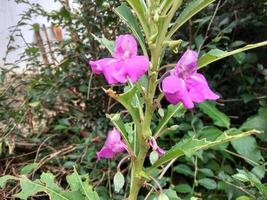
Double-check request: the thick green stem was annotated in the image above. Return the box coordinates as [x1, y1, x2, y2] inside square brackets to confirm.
[128, 47, 162, 199]
[128, 138, 148, 200]
[127, 1, 178, 198]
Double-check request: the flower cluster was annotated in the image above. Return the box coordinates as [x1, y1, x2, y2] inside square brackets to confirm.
[89, 35, 149, 84]
[162, 50, 219, 109]
[89, 35, 219, 159]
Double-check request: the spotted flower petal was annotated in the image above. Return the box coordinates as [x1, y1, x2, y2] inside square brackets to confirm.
[97, 128, 126, 159]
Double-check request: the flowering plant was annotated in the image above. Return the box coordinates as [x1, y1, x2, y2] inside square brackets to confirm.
[88, 1, 267, 199]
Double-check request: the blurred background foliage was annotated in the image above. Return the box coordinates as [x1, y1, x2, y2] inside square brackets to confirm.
[0, 0, 267, 199]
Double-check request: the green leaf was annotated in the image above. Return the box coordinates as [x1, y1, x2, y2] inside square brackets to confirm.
[232, 173, 250, 182]
[167, 0, 216, 38]
[150, 129, 260, 169]
[91, 34, 114, 54]
[125, 0, 148, 35]
[0, 170, 99, 200]
[252, 165, 265, 180]
[154, 104, 185, 136]
[105, 86, 140, 124]
[0, 175, 17, 188]
[198, 101, 230, 128]
[175, 184, 192, 193]
[233, 52, 246, 65]
[158, 192, 170, 200]
[198, 41, 267, 68]
[14, 173, 70, 200]
[20, 163, 38, 175]
[114, 4, 147, 56]
[28, 101, 40, 107]
[114, 172, 125, 193]
[163, 189, 181, 200]
[197, 126, 229, 151]
[241, 107, 267, 141]
[14, 179, 44, 200]
[198, 178, 217, 190]
[66, 168, 100, 200]
[236, 196, 252, 200]
[174, 164, 194, 177]
[199, 168, 214, 177]
[236, 169, 261, 184]
[255, 183, 267, 197]
[231, 136, 262, 164]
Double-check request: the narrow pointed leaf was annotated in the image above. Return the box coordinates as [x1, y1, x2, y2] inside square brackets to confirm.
[114, 4, 147, 56]
[198, 41, 267, 68]
[105, 86, 140, 124]
[125, 0, 148, 34]
[168, 0, 216, 38]
[150, 129, 260, 169]
[154, 104, 185, 136]
[91, 34, 114, 54]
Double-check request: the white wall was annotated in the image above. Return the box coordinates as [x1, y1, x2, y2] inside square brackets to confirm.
[0, 0, 62, 68]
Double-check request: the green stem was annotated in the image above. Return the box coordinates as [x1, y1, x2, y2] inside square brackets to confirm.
[127, 1, 181, 198]
[128, 44, 162, 200]
[128, 139, 148, 200]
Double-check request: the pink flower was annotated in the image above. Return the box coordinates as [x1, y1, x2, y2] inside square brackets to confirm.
[89, 34, 149, 84]
[97, 128, 126, 159]
[162, 50, 219, 109]
[148, 137, 165, 156]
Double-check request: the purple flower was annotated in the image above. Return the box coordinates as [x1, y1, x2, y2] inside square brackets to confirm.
[89, 34, 149, 84]
[148, 137, 165, 156]
[162, 50, 219, 109]
[97, 128, 126, 159]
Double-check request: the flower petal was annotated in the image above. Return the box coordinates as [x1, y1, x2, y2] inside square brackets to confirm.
[186, 73, 220, 103]
[89, 58, 114, 74]
[97, 148, 115, 159]
[162, 75, 194, 109]
[124, 56, 149, 83]
[97, 128, 126, 159]
[113, 34, 138, 59]
[156, 147, 165, 156]
[89, 58, 124, 84]
[148, 138, 165, 156]
[175, 50, 198, 77]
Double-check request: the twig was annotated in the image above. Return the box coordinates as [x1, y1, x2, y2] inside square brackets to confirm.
[32, 145, 76, 175]
[214, 176, 256, 198]
[87, 73, 93, 100]
[144, 183, 159, 200]
[149, 176, 163, 191]
[34, 135, 55, 163]
[117, 156, 131, 172]
[224, 149, 259, 166]
[198, 0, 222, 53]
[159, 158, 177, 179]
